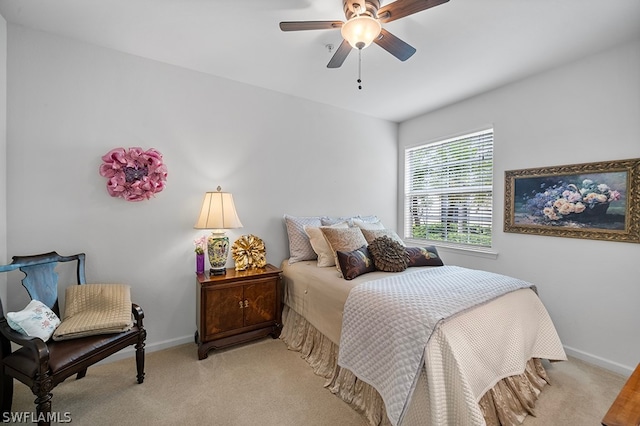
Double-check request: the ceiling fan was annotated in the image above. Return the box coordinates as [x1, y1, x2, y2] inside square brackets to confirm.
[279, 0, 450, 69]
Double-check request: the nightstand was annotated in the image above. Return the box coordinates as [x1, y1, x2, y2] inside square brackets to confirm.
[195, 264, 283, 360]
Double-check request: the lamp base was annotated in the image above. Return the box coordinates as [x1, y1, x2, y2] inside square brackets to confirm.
[207, 232, 230, 274]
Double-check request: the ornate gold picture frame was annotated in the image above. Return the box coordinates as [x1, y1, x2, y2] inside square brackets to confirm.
[504, 158, 640, 243]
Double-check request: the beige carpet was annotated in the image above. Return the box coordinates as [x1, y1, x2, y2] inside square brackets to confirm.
[9, 338, 626, 425]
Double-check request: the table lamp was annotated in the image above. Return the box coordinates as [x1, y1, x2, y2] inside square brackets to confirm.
[194, 186, 243, 275]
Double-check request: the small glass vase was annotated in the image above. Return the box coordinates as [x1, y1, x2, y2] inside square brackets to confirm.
[196, 253, 205, 274]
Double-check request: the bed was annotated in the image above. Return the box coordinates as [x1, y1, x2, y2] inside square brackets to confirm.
[279, 215, 567, 426]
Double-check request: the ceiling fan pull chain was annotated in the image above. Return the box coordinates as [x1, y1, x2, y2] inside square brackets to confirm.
[357, 48, 363, 90]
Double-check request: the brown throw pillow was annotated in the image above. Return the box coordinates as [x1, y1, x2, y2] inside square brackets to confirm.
[368, 236, 408, 272]
[337, 245, 376, 280]
[405, 246, 444, 267]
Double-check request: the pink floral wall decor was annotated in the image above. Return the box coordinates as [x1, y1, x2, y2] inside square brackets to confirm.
[99, 147, 168, 202]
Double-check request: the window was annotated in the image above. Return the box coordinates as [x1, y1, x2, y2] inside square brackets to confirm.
[404, 128, 494, 248]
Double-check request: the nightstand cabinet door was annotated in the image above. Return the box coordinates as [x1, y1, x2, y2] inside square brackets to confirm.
[205, 286, 244, 336]
[244, 279, 277, 327]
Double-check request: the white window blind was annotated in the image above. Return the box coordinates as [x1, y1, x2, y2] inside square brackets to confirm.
[404, 128, 494, 248]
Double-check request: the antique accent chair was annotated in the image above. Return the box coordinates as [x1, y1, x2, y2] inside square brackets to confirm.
[0, 252, 146, 425]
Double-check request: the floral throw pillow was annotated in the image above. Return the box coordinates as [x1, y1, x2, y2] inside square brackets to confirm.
[337, 245, 376, 280]
[6, 299, 61, 341]
[405, 246, 444, 267]
[368, 236, 408, 272]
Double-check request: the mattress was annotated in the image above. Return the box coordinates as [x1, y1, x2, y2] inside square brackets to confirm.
[281, 260, 567, 425]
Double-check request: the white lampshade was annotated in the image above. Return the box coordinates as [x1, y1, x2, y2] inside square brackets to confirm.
[194, 187, 243, 231]
[341, 15, 382, 50]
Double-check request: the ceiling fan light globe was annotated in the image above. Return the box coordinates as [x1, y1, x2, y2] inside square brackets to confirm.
[341, 15, 381, 50]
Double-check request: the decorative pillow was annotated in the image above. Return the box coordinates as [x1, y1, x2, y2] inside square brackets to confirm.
[284, 215, 322, 264]
[321, 216, 354, 226]
[357, 214, 379, 223]
[304, 222, 349, 267]
[352, 218, 385, 230]
[6, 300, 61, 341]
[406, 246, 444, 267]
[53, 283, 133, 341]
[361, 228, 405, 246]
[320, 227, 368, 275]
[368, 236, 408, 272]
[320, 215, 379, 227]
[337, 245, 375, 280]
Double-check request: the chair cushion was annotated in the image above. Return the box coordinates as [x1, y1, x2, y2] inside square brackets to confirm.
[2, 325, 141, 382]
[6, 300, 61, 341]
[53, 284, 133, 341]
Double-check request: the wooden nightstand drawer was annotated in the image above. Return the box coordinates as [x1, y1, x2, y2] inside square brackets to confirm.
[195, 264, 283, 360]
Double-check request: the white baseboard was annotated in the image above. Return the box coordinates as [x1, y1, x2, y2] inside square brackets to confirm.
[95, 334, 195, 365]
[563, 345, 634, 377]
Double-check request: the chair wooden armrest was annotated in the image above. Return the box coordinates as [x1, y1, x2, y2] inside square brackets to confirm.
[0, 318, 51, 364]
[132, 303, 144, 325]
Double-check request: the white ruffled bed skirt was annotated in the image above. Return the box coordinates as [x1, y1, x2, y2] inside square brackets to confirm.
[280, 305, 551, 426]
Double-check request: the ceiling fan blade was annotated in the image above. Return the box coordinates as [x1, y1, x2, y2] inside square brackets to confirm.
[327, 39, 352, 68]
[374, 28, 416, 61]
[279, 21, 343, 31]
[378, 0, 449, 24]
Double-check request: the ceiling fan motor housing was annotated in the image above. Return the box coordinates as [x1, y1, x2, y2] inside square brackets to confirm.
[344, 0, 380, 20]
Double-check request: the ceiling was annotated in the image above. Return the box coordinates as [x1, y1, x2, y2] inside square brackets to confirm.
[0, 0, 638, 123]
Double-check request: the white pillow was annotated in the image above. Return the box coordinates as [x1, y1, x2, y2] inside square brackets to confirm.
[357, 215, 379, 223]
[320, 216, 354, 226]
[284, 214, 322, 264]
[353, 218, 385, 230]
[6, 300, 61, 341]
[304, 222, 349, 267]
[320, 215, 379, 227]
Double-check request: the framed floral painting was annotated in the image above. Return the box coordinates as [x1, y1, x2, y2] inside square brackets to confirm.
[504, 158, 640, 243]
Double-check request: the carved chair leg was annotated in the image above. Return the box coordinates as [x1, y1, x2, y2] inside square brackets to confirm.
[135, 330, 146, 384]
[32, 373, 53, 426]
[76, 368, 87, 380]
[34, 394, 52, 426]
[0, 372, 13, 414]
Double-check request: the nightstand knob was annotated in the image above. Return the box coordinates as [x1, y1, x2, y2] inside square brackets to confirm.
[244, 299, 249, 308]
[239, 301, 243, 309]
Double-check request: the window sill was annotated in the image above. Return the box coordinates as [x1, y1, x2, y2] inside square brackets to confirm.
[403, 239, 499, 260]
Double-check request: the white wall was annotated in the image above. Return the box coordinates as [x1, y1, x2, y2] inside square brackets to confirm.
[399, 38, 640, 376]
[6, 24, 637, 376]
[5, 25, 397, 354]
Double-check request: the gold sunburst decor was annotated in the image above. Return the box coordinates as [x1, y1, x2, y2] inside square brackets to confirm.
[231, 234, 266, 271]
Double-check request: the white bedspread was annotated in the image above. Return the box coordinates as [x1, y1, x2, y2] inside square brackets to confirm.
[337, 266, 535, 425]
[281, 261, 567, 426]
[416, 289, 566, 425]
